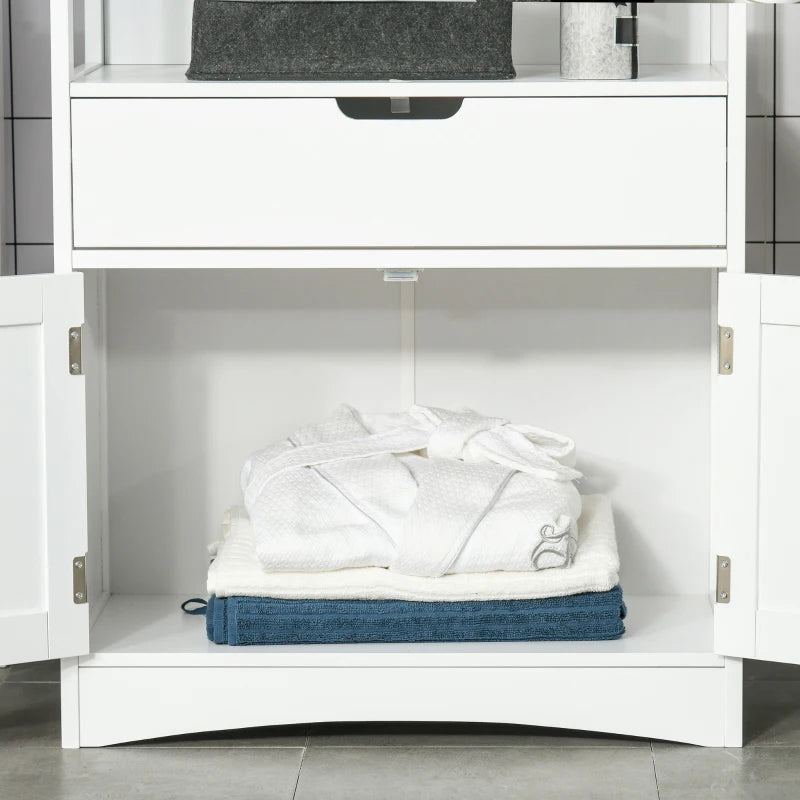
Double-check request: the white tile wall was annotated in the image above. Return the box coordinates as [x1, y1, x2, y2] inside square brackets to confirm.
[776, 118, 800, 243]
[746, 117, 774, 243]
[10, 0, 51, 117]
[776, 4, 800, 117]
[3, 118, 12, 243]
[776, 243, 800, 276]
[13, 117, 53, 244]
[0, 2, 798, 278]
[1, 0, 10, 118]
[747, 1, 775, 117]
[15, 243, 53, 275]
[746, 241, 774, 275]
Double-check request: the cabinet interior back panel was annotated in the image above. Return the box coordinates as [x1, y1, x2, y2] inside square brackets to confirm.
[102, 1, 712, 66]
[415, 269, 713, 597]
[104, 270, 403, 595]
[101, 269, 712, 598]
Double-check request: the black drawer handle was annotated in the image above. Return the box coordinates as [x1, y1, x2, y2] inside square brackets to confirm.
[336, 97, 464, 120]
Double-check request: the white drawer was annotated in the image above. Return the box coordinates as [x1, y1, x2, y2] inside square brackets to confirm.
[72, 96, 726, 250]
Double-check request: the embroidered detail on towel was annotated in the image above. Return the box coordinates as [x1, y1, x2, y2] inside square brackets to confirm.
[531, 516, 578, 570]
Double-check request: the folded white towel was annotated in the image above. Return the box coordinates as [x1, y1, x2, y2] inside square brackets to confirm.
[241, 405, 582, 576]
[207, 494, 619, 602]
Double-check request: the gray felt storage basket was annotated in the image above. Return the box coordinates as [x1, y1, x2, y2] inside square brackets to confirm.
[187, 0, 515, 81]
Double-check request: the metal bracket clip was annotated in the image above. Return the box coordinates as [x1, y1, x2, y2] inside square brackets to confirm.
[73, 556, 87, 604]
[718, 326, 733, 375]
[69, 327, 83, 376]
[716, 555, 731, 604]
[382, 269, 422, 283]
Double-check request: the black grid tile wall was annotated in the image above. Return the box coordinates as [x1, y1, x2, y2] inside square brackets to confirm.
[746, 3, 800, 276]
[3, 0, 53, 276]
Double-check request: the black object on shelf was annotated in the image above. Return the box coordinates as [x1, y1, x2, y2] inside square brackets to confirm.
[187, 0, 515, 82]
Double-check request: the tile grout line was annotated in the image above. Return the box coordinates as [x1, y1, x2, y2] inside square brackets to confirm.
[772, 4, 777, 274]
[126, 745, 309, 751]
[6, 0, 17, 275]
[291, 733, 309, 800]
[649, 741, 662, 800]
[296, 739, 650, 749]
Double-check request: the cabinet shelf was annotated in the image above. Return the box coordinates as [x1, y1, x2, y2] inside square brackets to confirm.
[70, 63, 728, 99]
[81, 593, 721, 669]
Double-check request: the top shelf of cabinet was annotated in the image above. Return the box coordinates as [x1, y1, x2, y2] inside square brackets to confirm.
[70, 63, 728, 99]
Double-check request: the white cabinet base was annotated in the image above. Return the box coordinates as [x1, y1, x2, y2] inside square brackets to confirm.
[71, 660, 742, 749]
[62, 594, 742, 748]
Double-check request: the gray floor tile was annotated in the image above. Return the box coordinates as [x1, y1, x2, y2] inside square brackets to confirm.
[653, 744, 800, 800]
[0, 746, 304, 800]
[307, 721, 647, 749]
[0, 682, 60, 747]
[6, 659, 60, 683]
[745, 681, 800, 746]
[745, 659, 800, 682]
[294, 746, 659, 800]
[131, 726, 307, 749]
[0, 665, 10, 685]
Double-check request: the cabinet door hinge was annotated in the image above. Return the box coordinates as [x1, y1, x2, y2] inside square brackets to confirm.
[73, 556, 87, 604]
[69, 327, 83, 376]
[716, 555, 731, 604]
[718, 326, 733, 375]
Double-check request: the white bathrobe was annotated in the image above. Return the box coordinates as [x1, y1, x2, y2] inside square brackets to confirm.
[241, 405, 582, 577]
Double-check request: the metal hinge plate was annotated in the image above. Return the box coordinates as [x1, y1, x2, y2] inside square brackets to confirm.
[716, 555, 731, 604]
[73, 556, 87, 604]
[719, 326, 733, 375]
[69, 327, 83, 376]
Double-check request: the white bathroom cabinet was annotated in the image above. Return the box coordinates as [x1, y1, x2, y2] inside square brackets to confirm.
[1, 2, 795, 748]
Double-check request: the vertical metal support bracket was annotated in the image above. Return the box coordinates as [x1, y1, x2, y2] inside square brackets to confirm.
[719, 326, 733, 375]
[73, 556, 87, 604]
[716, 555, 731, 603]
[69, 327, 83, 375]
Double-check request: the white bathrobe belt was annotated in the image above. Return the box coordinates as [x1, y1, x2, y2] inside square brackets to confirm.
[243, 426, 429, 508]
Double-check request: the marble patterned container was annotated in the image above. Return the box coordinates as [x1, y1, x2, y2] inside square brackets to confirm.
[560, 2, 638, 81]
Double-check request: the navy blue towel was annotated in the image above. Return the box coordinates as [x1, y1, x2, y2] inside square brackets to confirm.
[204, 587, 626, 646]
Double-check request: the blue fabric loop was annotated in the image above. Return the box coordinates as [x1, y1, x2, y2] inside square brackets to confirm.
[181, 598, 209, 616]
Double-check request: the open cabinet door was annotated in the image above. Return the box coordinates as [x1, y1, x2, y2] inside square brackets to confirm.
[0, 274, 89, 665]
[714, 272, 800, 665]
